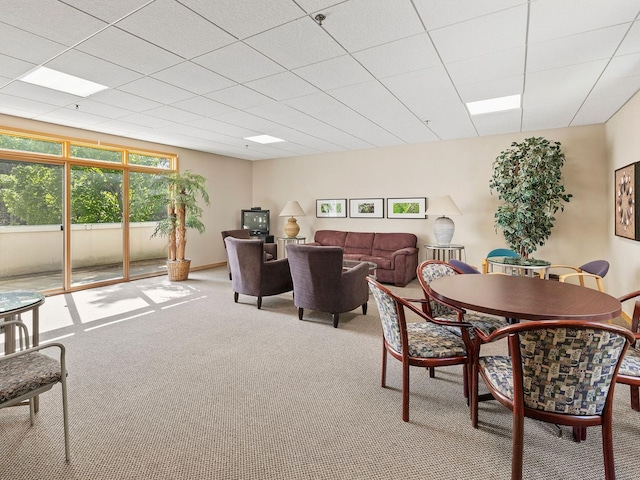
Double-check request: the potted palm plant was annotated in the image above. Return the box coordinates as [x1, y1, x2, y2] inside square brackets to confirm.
[152, 170, 210, 281]
[489, 137, 572, 258]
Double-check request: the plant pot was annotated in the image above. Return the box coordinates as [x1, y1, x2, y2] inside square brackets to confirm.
[167, 259, 191, 281]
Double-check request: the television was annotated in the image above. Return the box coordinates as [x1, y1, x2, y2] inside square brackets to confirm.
[241, 209, 270, 236]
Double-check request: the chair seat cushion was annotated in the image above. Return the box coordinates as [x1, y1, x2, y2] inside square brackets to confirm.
[619, 347, 640, 377]
[406, 322, 467, 358]
[0, 352, 62, 403]
[479, 355, 514, 399]
[437, 312, 508, 340]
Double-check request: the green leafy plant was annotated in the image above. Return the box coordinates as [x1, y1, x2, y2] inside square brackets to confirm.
[151, 170, 210, 262]
[489, 137, 572, 258]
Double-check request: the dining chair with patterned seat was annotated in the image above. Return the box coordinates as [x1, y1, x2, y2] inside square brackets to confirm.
[0, 320, 70, 462]
[367, 277, 473, 422]
[417, 260, 509, 341]
[616, 289, 640, 411]
[470, 320, 633, 480]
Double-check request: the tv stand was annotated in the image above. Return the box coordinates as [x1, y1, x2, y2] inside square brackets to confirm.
[250, 232, 274, 243]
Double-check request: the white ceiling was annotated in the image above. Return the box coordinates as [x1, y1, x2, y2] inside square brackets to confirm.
[1, 0, 639, 160]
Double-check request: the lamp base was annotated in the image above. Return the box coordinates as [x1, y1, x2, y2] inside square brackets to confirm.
[284, 217, 300, 238]
[433, 216, 455, 245]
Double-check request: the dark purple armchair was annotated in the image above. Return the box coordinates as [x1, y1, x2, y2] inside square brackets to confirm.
[286, 244, 369, 328]
[224, 237, 292, 309]
[221, 229, 277, 280]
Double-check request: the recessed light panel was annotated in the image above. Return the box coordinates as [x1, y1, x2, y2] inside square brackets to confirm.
[243, 134, 285, 144]
[466, 94, 521, 116]
[20, 67, 108, 97]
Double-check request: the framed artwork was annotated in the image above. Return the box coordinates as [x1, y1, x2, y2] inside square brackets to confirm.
[386, 197, 426, 219]
[316, 199, 347, 218]
[615, 162, 639, 240]
[349, 198, 384, 218]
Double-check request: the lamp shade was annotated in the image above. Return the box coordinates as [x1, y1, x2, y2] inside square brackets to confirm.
[427, 196, 462, 246]
[279, 201, 306, 238]
[426, 195, 462, 216]
[279, 201, 306, 217]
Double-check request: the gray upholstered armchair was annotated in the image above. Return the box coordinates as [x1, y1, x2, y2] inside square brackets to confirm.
[221, 229, 277, 280]
[224, 236, 292, 309]
[286, 244, 369, 328]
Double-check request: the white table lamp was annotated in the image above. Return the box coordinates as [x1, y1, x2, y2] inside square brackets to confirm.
[427, 195, 462, 245]
[279, 201, 306, 238]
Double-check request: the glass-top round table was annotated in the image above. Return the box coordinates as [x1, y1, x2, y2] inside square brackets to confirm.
[486, 256, 551, 278]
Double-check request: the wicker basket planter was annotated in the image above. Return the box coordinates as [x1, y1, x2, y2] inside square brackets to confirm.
[167, 259, 191, 281]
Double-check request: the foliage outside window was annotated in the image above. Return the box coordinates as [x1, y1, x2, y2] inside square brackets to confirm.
[489, 137, 572, 258]
[0, 133, 62, 156]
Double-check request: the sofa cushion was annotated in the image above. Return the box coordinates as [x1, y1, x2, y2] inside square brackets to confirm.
[361, 255, 391, 270]
[314, 230, 348, 247]
[372, 232, 417, 256]
[344, 232, 375, 255]
[343, 253, 365, 261]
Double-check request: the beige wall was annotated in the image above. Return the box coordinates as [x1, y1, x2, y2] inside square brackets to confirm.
[606, 90, 640, 297]
[253, 124, 608, 271]
[0, 114, 253, 269]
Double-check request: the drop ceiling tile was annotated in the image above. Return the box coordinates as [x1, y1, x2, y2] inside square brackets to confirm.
[118, 113, 176, 129]
[572, 94, 631, 126]
[1, 0, 106, 46]
[245, 71, 319, 101]
[383, 120, 439, 144]
[212, 110, 288, 136]
[457, 75, 523, 103]
[0, 93, 58, 116]
[1, 82, 80, 106]
[294, 0, 345, 14]
[321, 0, 424, 52]
[353, 34, 441, 79]
[527, 24, 629, 73]
[294, 55, 375, 90]
[414, 0, 527, 31]
[0, 53, 35, 79]
[381, 66, 454, 105]
[284, 92, 346, 115]
[430, 5, 527, 64]
[522, 103, 580, 131]
[193, 42, 285, 84]
[76, 27, 183, 75]
[66, 100, 133, 119]
[115, 0, 235, 59]
[528, 0, 640, 43]
[89, 89, 163, 112]
[246, 16, 344, 70]
[618, 21, 640, 56]
[471, 109, 522, 136]
[36, 107, 111, 126]
[328, 80, 398, 108]
[524, 60, 608, 107]
[591, 74, 640, 99]
[0, 24, 67, 64]
[144, 105, 205, 124]
[601, 53, 640, 82]
[61, 0, 153, 23]
[428, 110, 477, 140]
[205, 85, 274, 110]
[183, 117, 259, 138]
[117, 77, 194, 104]
[446, 47, 525, 85]
[151, 62, 236, 95]
[179, 0, 305, 39]
[46, 49, 142, 88]
[352, 99, 419, 129]
[170, 96, 237, 118]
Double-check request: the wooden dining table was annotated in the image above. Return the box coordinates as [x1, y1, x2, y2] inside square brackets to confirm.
[429, 274, 621, 322]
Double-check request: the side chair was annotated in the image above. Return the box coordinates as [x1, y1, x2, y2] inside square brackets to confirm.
[367, 277, 473, 422]
[616, 289, 640, 411]
[547, 259, 609, 291]
[481, 248, 519, 273]
[0, 320, 70, 462]
[448, 259, 481, 274]
[417, 260, 509, 340]
[470, 320, 633, 480]
[221, 229, 277, 280]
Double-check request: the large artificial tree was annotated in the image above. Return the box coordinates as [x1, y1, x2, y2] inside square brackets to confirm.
[489, 137, 572, 258]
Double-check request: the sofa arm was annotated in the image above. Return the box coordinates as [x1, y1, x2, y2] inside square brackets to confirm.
[390, 247, 419, 287]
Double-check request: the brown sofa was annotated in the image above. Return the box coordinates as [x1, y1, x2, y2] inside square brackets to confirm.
[308, 230, 419, 287]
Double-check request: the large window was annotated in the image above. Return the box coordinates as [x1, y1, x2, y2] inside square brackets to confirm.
[0, 128, 177, 293]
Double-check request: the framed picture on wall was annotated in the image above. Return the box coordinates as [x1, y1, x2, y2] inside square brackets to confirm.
[386, 197, 426, 219]
[316, 199, 347, 218]
[615, 162, 639, 240]
[349, 198, 384, 218]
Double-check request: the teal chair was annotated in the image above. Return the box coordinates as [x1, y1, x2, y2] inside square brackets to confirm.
[482, 248, 518, 273]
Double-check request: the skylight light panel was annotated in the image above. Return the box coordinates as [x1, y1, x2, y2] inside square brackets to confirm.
[466, 94, 521, 116]
[20, 67, 108, 97]
[243, 135, 285, 144]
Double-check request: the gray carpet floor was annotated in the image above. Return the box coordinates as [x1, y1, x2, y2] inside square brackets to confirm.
[1, 267, 639, 479]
